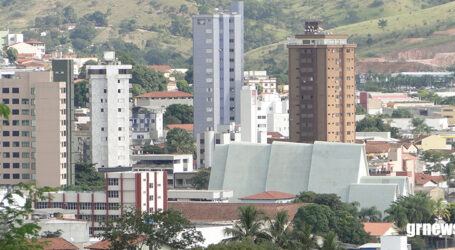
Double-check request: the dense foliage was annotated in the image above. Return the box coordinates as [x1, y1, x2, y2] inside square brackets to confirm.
[190, 168, 211, 190]
[356, 115, 400, 138]
[166, 128, 195, 154]
[385, 193, 435, 229]
[64, 162, 105, 191]
[164, 104, 194, 125]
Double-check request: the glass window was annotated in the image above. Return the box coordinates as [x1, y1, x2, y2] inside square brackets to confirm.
[3, 163, 10, 168]
[12, 163, 19, 168]
[2, 98, 9, 104]
[12, 88, 19, 93]
[21, 109, 30, 115]
[21, 99, 29, 104]
[12, 109, 19, 115]
[3, 152, 10, 158]
[12, 120, 19, 126]
[30, 88, 35, 95]
[12, 98, 19, 104]
[21, 131, 30, 137]
[3, 141, 10, 147]
[12, 131, 19, 136]
[2, 120, 9, 126]
[3, 131, 9, 136]
[12, 141, 19, 147]
[22, 163, 30, 169]
[2, 88, 9, 93]
[12, 152, 19, 158]
[3, 174, 10, 179]
[12, 174, 19, 179]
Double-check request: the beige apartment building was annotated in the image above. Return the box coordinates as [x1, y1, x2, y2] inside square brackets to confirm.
[287, 21, 356, 143]
[0, 71, 67, 187]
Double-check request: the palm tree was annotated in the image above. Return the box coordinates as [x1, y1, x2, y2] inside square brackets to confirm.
[321, 232, 341, 250]
[358, 206, 382, 222]
[434, 198, 450, 221]
[265, 210, 292, 248]
[224, 205, 267, 242]
[411, 117, 432, 138]
[289, 223, 316, 250]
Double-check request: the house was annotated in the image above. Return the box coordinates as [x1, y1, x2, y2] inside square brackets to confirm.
[402, 143, 418, 154]
[166, 82, 178, 91]
[5, 42, 42, 59]
[169, 202, 304, 247]
[413, 135, 452, 151]
[25, 39, 46, 58]
[415, 173, 447, 188]
[86, 236, 171, 250]
[135, 91, 193, 109]
[365, 142, 392, 158]
[239, 191, 296, 203]
[363, 222, 399, 242]
[147, 65, 172, 78]
[415, 187, 445, 201]
[36, 238, 78, 250]
[209, 141, 412, 213]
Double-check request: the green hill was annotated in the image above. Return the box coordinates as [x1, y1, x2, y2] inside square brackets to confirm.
[1, 0, 455, 75]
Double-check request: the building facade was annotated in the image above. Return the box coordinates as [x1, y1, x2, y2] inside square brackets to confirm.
[0, 71, 67, 187]
[244, 71, 277, 94]
[193, 2, 244, 135]
[88, 52, 132, 168]
[131, 108, 164, 145]
[35, 171, 167, 236]
[287, 21, 356, 143]
[134, 91, 193, 109]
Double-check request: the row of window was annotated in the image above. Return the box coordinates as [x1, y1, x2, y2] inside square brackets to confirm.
[7, 109, 35, 116]
[3, 130, 35, 136]
[2, 87, 19, 93]
[2, 120, 34, 126]
[2, 162, 35, 169]
[2, 141, 35, 147]
[36, 202, 120, 210]
[2, 173, 32, 179]
[2, 152, 36, 159]
[2, 98, 32, 105]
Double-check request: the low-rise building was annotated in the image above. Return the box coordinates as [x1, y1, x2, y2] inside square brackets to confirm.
[239, 191, 295, 204]
[168, 189, 233, 202]
[34, 171, 168, 236]
[244, 71, 277, 94]
[414, 134, 452, 151]
[442, 105, 455, 126]
[131, 108, 164, 145]
[135, 91, 193, 109]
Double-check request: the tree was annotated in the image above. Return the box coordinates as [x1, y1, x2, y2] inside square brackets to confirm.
[69, 25, 97, 42]
[423, 150, 450, 172]
[131, 65, 168, 94]
[355, 104, 367, 115]
[101, 208, 203, 249]
[411, 117, 432, 138]
[0, 183, 53, 249]
[176, 80, 193, 94]
[166, 128, 195, 154]
[190, 168, 211, 190]
[293, 204, 333, 234]
[356, 115, 400, 138]
[6, 47, 18, 63]
[63, 6, 77, 23]
[391, 109, 413, 118]
[185, 67, 193, 84]
[321, 232, 342, 250]
[378, 19, 387, 30]
[41, 229, 62, 238]
[116, 50, 136, 65]
[434, 198, 450, 221]
[0, 103, 10, 121]
[224, 205, 268, 242]
[288, 223, 316, 250]
[447, 203, 455, 222]
[74, 80, 89, 108]
[358, 206, 382, 222]
[142, 145, 164, 154]
[64, 162, 105, 191]
[206, 238, 279, 249]
[265, 211, 292, 248]
[78, 60, 97, 79]
[385, 193, 435, 229]
[255, 84, 264, 95]
[164, 104, 193, 125]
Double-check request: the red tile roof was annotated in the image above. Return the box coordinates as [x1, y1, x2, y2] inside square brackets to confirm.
[365, 142, 391, 154]
[402, 153, 419, 160]
[86, 236, 147, 249]
[267, 132, 285, 138]
[37, 238, 78, 250]
[167, 124, 193, 132]
[239, 191, 296, 200]
[169, 202, 306, 223]
[135, 91, 193, 98]
[25, 39, 44, 44]
[415, 173, 445, 185]
[363, 222, 394, 236]
[147, 65, 171, 73]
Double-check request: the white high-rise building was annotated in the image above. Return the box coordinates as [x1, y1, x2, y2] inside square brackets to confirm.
[88, 52, 132, 168]
[240, 85, 258, 143]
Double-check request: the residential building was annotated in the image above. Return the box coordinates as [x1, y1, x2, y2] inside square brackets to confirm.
[240, 85, 258, 143]
[415, 173, 447, 188]
[132, 154, 194, 186]
[244, 71, 277, 94]
[196, 125, 242, 169]
[7, 33, 23, 46]
[287, 21, 356, 143]
[0, 71, 67, 187]
[442, 105, 455, 126]
[34, 171, 168, 236]
[134, 91, 193, 109]
[209, 141, 412, 213]
[131, 108, 164, 145]
[413, 134, 452, 151]
[25, 39, 46, 58]
[52, 59, 76, 185]
[73, 124, 91, 163]
[88, 52, 132, 168]
[258, 93, 289, 137]
[5, 42, 43, 59]
[147, 65, 172, 78]
[192, 1, 244, 135]
[38, 218, 90, 244]
[362, 223, 400, 242]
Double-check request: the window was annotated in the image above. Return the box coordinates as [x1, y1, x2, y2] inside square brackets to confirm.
[101, 108, 104, 112]
[22, 163, 30, 169]
[22, 174, 30, 179]
[104, 89, 107, 93]
[12, 131, 19, 136]
[12, 152, 19, 158]
[12, 109, 19, 115]
[2, 88, 9, 93]
[21, 109, 30, 115]
[3, 174, 10, 179]
[21, 152, 29, 158]
[12, 142, 19, 147]
[2, 98, 9, 104]
[2, 120, 9, 126]
[21, 131, 30, 137]
[12, 120, 18, 126]
[12, 88, 19, 93]
[12, 174, 19, 179]
[197, 19, 206, 25]
[3, 131, 9, 136]
[3, 163, 10, 168]
[30, 88, 35, 95]
[108, 178, 119, 186]
[118, 89, 121, 93]
[21, 99, 29, 104]
[3, 141, 9, 147]
[118, 108, 122, 112]
[12, 98, 19, 104]
[22, 120, 30, 126]
[108, 191, 119, 198]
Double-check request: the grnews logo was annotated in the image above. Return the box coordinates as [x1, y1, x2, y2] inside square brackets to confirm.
[407, 223, 455, 237]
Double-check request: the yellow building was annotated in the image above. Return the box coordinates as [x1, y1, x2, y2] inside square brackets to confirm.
[414, 135, 451, 151]
[442, 105, 455, 126]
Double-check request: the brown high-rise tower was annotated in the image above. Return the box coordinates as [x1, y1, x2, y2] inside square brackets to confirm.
[287, 21, 356, 143]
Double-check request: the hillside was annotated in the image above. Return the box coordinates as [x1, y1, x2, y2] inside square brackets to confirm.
[1, 0, 455, 75]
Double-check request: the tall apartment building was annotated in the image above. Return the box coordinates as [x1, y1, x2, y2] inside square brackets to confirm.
[0, 71, 67, 187]
[287, 21, 356, 143]
[193, 1, 244, 135]
[35, 171, 168, 236]
[88, 52, 132, 168]
[52, 59, 75, 185]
